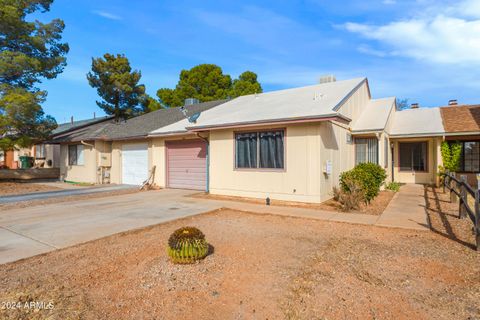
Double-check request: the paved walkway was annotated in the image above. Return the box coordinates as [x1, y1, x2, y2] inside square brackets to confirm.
[0, 184, 137, 204]
[376, 184, 429, 230]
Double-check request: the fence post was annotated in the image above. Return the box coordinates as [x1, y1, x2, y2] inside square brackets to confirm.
[459, 175, 467, 219]
[450, 173, 457, 203]
[442, 173, 446, 193]
[475, 189, 480, 251]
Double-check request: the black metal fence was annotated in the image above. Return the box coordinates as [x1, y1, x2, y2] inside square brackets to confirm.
[442, 172, 480, 250]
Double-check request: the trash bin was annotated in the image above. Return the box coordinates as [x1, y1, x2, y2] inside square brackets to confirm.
[19, 156, 33, 169]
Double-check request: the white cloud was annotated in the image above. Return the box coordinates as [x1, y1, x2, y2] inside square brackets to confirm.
[344, 0, 480, 64]
[92, 10, 123, 21]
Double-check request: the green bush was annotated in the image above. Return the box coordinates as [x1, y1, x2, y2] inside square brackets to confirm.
[167, 226, 209, 264]
[340, 163, 387, 203]
[385, 181, 401, 192]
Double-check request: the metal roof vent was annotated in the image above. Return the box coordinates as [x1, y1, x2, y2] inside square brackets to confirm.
[184, 98, 200, 106]
[448, 99, 458, 106]
[319, 75, 336, 84]
[411, 103, 419, 109]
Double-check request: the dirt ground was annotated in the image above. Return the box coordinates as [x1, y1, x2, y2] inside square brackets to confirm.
[424, 185, 477, 250]
[0, 209, 478, 320]
[193, 190, 395, 215]
[0, 181, 61, 196]
[0, 188, 140, 211]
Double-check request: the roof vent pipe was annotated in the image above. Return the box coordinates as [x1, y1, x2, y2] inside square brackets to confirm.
[70, 116, 74, 124]
[448, 99, 458, 106]
[411, 103, 419, 109]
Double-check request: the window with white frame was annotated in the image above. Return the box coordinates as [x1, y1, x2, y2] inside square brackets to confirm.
[68, 144, 84, 165]
[355, 138, 378, 165]
[35, 144, 46, 159]
[235, 130, 284, 169]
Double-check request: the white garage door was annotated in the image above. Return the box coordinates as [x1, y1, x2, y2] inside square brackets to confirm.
[122, 143, 148, 185]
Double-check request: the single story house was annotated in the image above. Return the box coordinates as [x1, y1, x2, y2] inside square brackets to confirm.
[50, 100, 226, 184]
[54, 77, 480, 204]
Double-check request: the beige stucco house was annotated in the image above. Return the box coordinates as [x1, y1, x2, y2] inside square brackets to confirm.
[53, 77, 480, 204]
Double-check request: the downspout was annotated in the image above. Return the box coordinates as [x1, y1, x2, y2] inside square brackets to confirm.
[195, 133, 210, 193]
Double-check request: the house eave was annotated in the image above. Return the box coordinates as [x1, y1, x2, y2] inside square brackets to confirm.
[185, 114, 351, 132]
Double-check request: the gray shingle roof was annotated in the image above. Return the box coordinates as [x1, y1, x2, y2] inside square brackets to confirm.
[52, 116, 111, 135]
[51, 100, 227, 143]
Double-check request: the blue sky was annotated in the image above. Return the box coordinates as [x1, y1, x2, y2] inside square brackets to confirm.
[35, 0, 480, 123]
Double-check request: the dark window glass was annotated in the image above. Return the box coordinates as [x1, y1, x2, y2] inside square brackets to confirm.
[458, 141, 480, 172]
[259, 131, 284, 169]
[355, 138, 378, 165]
[235, 132, 257, 168]
[399, 142, 427, 171]
[235, 130, 285, 169]
[68, 145, 77, 165]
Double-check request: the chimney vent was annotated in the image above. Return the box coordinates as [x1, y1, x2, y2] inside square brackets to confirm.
[184, 98, 200, 106]
[319, 74, 336, 84]
[411, 103, 419, 109]
[448, 99, 458, 106]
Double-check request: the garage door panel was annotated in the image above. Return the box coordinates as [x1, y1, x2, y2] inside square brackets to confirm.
[167, 140, 206, 190]
[122, 143, 148, 185]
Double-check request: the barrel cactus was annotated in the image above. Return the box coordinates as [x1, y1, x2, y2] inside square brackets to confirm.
[167, 226, 209, 264]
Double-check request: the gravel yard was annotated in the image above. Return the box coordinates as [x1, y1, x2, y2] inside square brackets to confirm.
[0, 181, 61, 196]
[192, 190, 396, 215]
[0, 207, 478, 320]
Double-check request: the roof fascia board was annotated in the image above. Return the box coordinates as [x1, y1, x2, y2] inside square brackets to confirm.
[185, 114, 351, 132]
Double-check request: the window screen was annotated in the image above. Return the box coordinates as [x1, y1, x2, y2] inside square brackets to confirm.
[355, 138, 378, 165]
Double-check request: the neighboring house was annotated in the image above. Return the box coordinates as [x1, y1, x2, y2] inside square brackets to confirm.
[440, 103, 480, 186]
[55, 77, 480, 204]
[34, 116, 111, 169]
[50, 100, 227, 184]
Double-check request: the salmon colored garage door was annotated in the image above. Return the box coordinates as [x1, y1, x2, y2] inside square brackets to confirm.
[166, 139, 207, 190]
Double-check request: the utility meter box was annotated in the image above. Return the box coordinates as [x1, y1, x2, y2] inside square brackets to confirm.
[99, 153, 111, 167]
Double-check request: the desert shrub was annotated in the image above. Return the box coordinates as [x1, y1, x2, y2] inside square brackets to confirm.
[340, 163, 387, 203]
[385, 181, 401, 192]
[167, 226, 209, 264]
[333, 178, 364, 211]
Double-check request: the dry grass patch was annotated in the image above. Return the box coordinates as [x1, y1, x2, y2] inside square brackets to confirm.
[0, 181, 60, 196]
[0, 209, 478, 320]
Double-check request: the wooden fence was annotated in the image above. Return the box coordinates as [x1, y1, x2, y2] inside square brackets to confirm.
[442, 172, 480, 250]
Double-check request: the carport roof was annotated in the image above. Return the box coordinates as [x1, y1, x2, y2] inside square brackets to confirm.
[50, 100, 227, 143]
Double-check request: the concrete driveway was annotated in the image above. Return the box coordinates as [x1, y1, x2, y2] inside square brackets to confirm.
[0, 189, 222, 264]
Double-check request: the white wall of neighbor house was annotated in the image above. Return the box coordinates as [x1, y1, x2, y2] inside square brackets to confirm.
[59, 143, 97, 183]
